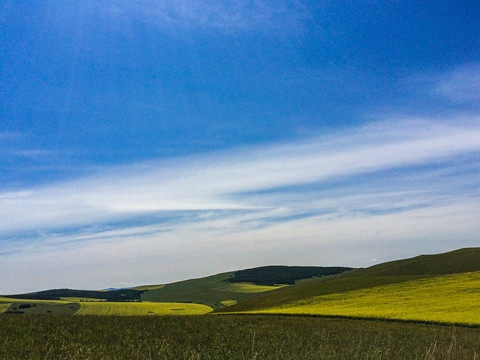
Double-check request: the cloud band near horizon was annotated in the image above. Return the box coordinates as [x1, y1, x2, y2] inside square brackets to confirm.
[1, 117, 480, 293]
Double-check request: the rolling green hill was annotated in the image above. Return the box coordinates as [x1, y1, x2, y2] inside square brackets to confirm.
[141, 266, 352, 309]
[350, 247, 480, 277]
[218, 248, 480, 313]
[140, 272, 291, 309]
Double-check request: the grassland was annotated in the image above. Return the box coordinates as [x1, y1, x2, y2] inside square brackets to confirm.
[1, 314, 478, 359]
[245, 271, 480, 325]
[75, 301, 212, 316]
[2, 302, 80, 315]
[0, 297, 80, 315]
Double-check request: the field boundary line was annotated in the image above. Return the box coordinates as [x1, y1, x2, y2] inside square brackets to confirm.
[213, 312, 480, 329]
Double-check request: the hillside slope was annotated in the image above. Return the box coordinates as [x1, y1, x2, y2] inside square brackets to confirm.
[141, 266, 352, 309]
[218, 248, 480, 313]
[244, 271, 480, 325]
[351, 248, 480, 277]
[140, 272, 292, 309]
[140, 272, 268, 309]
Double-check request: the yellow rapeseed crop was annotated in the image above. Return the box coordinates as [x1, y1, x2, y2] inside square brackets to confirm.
[0, 303, 12, 313]
[219, 299, 237, 306]
[249, 271, 480, 325]
[219, 283, 286, 293]
[75, 301, 212, 316]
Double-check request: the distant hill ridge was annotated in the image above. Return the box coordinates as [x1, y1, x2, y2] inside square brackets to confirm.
[351, 248, 480, 277]
[4, 288, 144, 302]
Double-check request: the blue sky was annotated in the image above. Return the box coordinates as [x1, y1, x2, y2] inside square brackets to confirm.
[1, 0, 480, 293]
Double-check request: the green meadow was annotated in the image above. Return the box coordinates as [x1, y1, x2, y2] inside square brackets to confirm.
[1, 314, 479, 360]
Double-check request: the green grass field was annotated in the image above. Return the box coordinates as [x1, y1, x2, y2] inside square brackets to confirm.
[245, 271, 480, 325]
[75, 301, 212, 316]
[1, 314, 478, 359]
[0, 297, 79, 315]
[1, 302, 80, 315]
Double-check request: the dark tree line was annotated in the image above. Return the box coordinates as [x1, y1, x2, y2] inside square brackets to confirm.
[227, 266, 353, 286]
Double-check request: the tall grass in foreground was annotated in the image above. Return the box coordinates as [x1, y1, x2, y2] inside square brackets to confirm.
[1, 314, 479, 359]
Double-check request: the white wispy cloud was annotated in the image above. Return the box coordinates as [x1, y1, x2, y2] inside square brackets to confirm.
[432, 64, 480, 104]
[0, 131, 26, 141]
[1, 117, 480, 293]
[101, 0, 307, 33]
[8, 149, 58, 160]
[1, 118, 479, 235]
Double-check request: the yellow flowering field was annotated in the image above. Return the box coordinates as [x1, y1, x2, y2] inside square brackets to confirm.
[0, 303, 12, 313]
[219, 283, 287, 293]
[219, 299, 237, 306]
[75, 301, 212, 316]
[249, 271, 480, 325]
